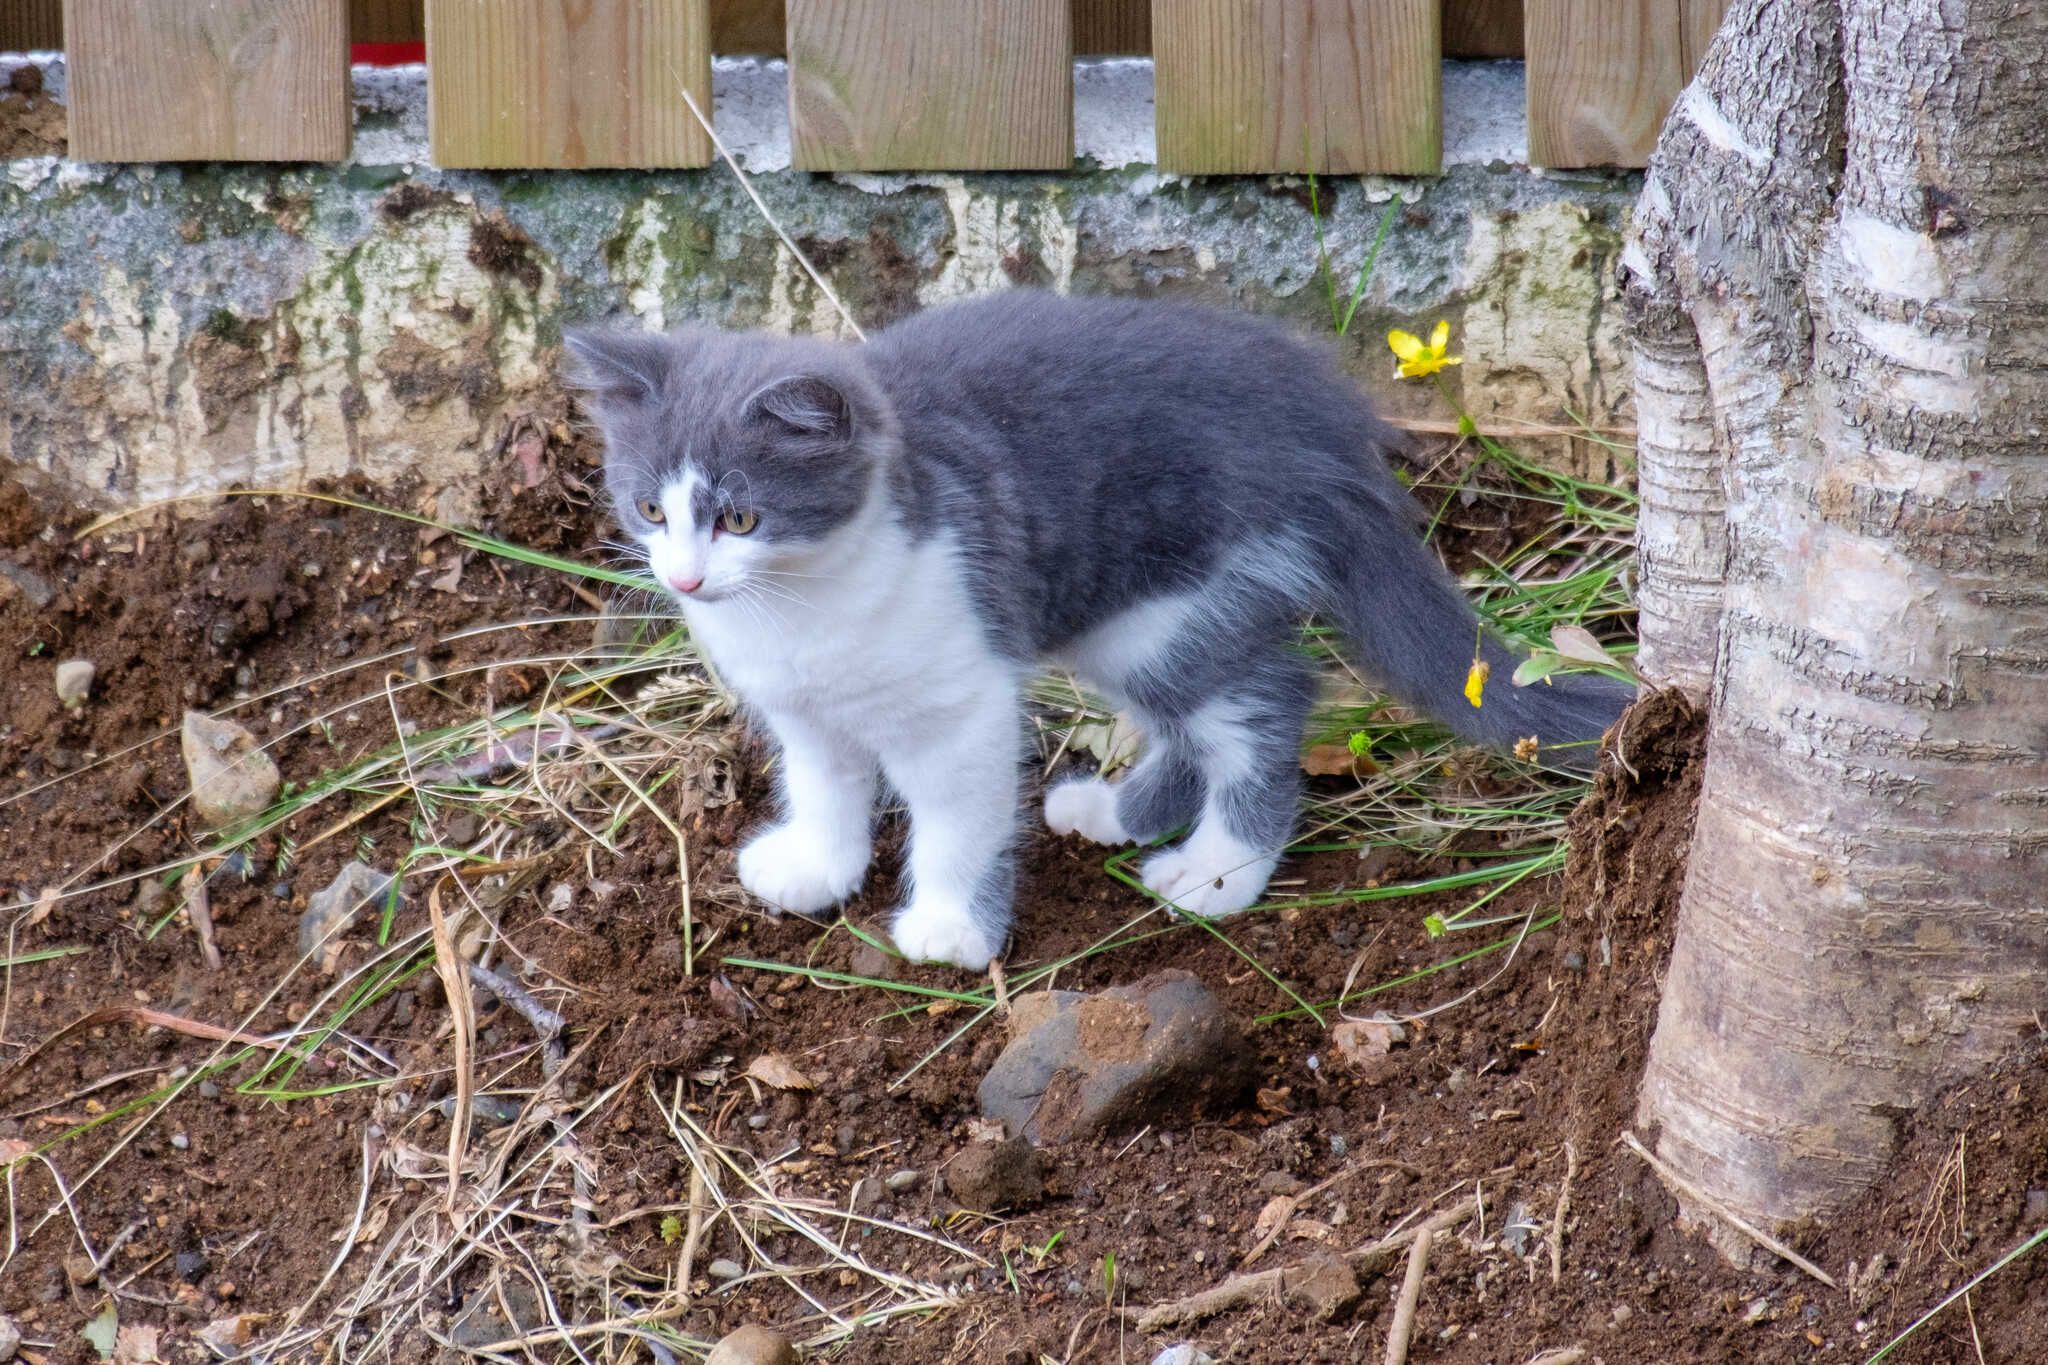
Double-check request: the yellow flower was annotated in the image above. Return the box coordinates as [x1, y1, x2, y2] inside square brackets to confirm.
[1388, 320, 1462, 380]
[1463, 658, 1489, 708]
[1513, 735, 1539, 763]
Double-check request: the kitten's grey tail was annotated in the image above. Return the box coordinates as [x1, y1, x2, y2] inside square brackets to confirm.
[1322, 506, 1634, 771]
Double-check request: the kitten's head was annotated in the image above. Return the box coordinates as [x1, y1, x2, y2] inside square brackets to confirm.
[565, 327, 890, 604]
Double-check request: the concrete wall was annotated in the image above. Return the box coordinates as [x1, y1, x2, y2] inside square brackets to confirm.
[0, 57, 1640, 510]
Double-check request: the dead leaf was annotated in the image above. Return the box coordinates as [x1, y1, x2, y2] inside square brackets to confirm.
[1249, 1194, 1294, 1248]
[1300, 743, 1379, 779]
[1330, 1017, 1406, 1067]
[26, 885, 57, 928]
[0, 1137, 33, 1166]
[1255, 1085, 1293, 1116]
[1286, 1219, 1336, 1244]
[744, 1053, 815, 1091]
[196, 1314, 268, 1353]
[113, 1324, 161, 1365]
[1548, 623, 1615, 668]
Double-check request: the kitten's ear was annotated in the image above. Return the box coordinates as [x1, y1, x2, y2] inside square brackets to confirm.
[743, 374, 854, 444]
[562, 329, 670, 408]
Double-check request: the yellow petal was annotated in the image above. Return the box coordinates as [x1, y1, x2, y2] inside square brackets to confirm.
[1399, 355, 1446, 379]
[1464, 659, 1490, 708]
[1429, 319, 1452, 354]
[1387, 329, 1427, 363]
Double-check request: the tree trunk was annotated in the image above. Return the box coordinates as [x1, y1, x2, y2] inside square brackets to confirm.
[1625, 0, 2048, 1242]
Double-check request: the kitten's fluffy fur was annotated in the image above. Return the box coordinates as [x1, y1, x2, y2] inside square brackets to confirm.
[569, 292, 1630, 970]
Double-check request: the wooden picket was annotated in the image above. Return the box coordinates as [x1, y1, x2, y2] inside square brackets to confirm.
[1153, 0, 1441, 176]
[63, 0, 350, 162]
[0, 0, 61, 51]
[1444, 0, 1525, 58]
[1525, 0, 1726, 167]
[788, 0, 1073, 171]
[425, 0, 710, 169]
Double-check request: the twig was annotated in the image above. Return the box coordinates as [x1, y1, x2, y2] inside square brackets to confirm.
[1132, 1195, 1476, 1333]
[1549, 1140, 1576, 1286]
[1243, 1158, 1423, 1268]
[1620, 1132, 1839, 1289]
[1384, 1219, 1438, 1365]
[427, 879, 475, 1212]
[180, 865, 222, 970]
[676, 86, 866, 343]
[676, 1166, 708, 1296]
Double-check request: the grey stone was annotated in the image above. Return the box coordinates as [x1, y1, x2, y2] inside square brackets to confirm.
[884, 1168, 921, 1193]
[299, 861, 396, 967]
[0, 1314, 20, 1364]
[175, 1248, 210, 1283]
[978, 970, 1255, 1144]
[169, 1132, 189, 1150]
[707, 1258, 745, 1282]
[944, 1136, 1044, 1212]
[180, 710, 280, 828]
[1287, 1252, 1361, 1323]
[53, 657, 93, 706]
[2027, 1189, 2048, 1223]
[1150, 1347, 1217, 1365]
[449, 1276, 543, 1349]
[0, 561, 54, 609]
[706, 1325, 797, 1365]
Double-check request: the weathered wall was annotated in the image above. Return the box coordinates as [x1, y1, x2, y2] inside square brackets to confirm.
[0, 57, 1638, 510]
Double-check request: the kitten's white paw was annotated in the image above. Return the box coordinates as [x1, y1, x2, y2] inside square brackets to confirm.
[890, 899, 1003, 971]
[737, 823, 868, 917]
[1141, 835, 1277, 919]
[1042, 777, 1131, 845]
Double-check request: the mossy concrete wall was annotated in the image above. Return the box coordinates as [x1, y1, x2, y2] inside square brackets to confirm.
[0, 58, 1639, 511]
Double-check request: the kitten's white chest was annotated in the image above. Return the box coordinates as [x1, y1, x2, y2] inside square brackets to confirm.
[683, 526, 1009, 744]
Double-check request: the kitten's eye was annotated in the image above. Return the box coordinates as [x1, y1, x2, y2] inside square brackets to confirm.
[635, 497, 665, 525]
[719, 508, 759, 536]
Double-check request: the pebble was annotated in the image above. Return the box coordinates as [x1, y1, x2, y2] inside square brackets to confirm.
[884, 1168, 921, 1193]
[0, 1314, 19, 1364]
[170, 1132, 190, 1150]
[705, 1325, 797, 1365]
[299, 861, 397, 969]
[1151, 1346, 1217, 1365]
[1612, 1303, 1635, 1327]
[978, 970, 1256, 1143]
[175, 1249, 210, 1283]
[180, 710, 281, 828]
[747, 1113, 769, 1130]
[707, 1258, 745, 1281]
[197, 1080, 220, 1100]
[1562, 949, 1588, 972]
[2027, 1189, 2048, 1223]
[1287, 1252, 1361, 1322]
[833, 1122, 858, 1156]
[53, 658, 94, 707]
[945, 1135, 1044, 1212]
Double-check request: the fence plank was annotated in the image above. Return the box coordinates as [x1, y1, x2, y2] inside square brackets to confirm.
[349, 0, 422, 44]
[788, 0, 1071, 171]
[1526, 0, 1724, 167]
[0, 0, 63, 51]
[1074, 0, 1148, 54]
[426, 0, 710, 168]
[1153, 0, 1440, 175]
[711, 0, 782, 52]
[1443, 0, 1522, 57]
[65, 0, 349, 161]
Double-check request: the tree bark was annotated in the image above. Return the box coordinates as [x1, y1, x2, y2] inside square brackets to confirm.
[1626, 0, 2048, 1241]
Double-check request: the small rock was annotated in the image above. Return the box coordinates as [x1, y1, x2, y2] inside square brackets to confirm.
[707, 1258, 745, 1281]
[833, 1122, 858, 1156]
[1150, 1346, 1217, 1365]
[63, 1252, 98, 1286]
[170, 1132, 190, 1150]
[2027, 1189, 2048, 1224]
[706, 1324, 797, 1365]
[747, 1113, 769, 1130]
[850, 1176, 883, 1213]
[1287, 1251, 1361, 1322]
[299, 861, 397, 968]
[884, 1168, 921, 1193]
[945, 1135, 1044, 1211]
[1500, 1201, 1537, 1256]
[977, 970, 1256, 1144]
[175, 1249, 210, 1283]
[180, 711, 281, 827]
[0, 560, 55, 608]
[0, 1313, 20, 1363]
[1612, 1302, 1635, 1327]
[1744, 1297, 1772, 1324]
[53, 658, 94, 707]
[198, 1080, 220, 1099]
[1258, 1170, 1305, 1197]
[1562, 949, 1587, 972]
[450, 1276, 543, 1347]
[849, 942, 901, 981]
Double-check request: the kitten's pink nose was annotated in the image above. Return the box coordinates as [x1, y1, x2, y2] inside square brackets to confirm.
[667, 572, 704, 595]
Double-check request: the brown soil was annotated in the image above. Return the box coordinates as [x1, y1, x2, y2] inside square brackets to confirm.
[1, 450, 2044, 1364]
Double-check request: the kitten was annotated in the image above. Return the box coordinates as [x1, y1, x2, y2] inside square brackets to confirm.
[568, 291, 1631, 971]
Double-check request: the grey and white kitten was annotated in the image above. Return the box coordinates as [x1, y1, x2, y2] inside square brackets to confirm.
[568, 291, 1629, 971]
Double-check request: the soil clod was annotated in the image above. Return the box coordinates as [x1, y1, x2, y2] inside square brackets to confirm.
[707, 1324, 799, 1365]
[944, 1134, 1044, 1212]
[179, 710, 280, 827]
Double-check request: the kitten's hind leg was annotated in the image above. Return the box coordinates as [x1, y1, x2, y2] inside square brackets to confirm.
[738, 711, 877, 917]
[1138, 669, 1312, 919]
[882, 681, 1023, 971]
[1043, 725, 1205, 848]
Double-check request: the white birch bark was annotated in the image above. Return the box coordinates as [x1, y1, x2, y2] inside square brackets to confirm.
[1630, 0, 2048, 1236]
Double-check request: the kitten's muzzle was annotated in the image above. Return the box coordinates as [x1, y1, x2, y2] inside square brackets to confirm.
[666, 571, 705, 595]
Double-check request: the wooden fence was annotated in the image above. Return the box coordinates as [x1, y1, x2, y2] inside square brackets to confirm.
[5, 2, 1725, 172]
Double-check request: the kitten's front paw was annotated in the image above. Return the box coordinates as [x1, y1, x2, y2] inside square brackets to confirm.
[1042, 777, 1131, 846]
[890, 900, 1003, 972]
[1141, 837, 1277, 919]
[737, 823, 868, 917]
